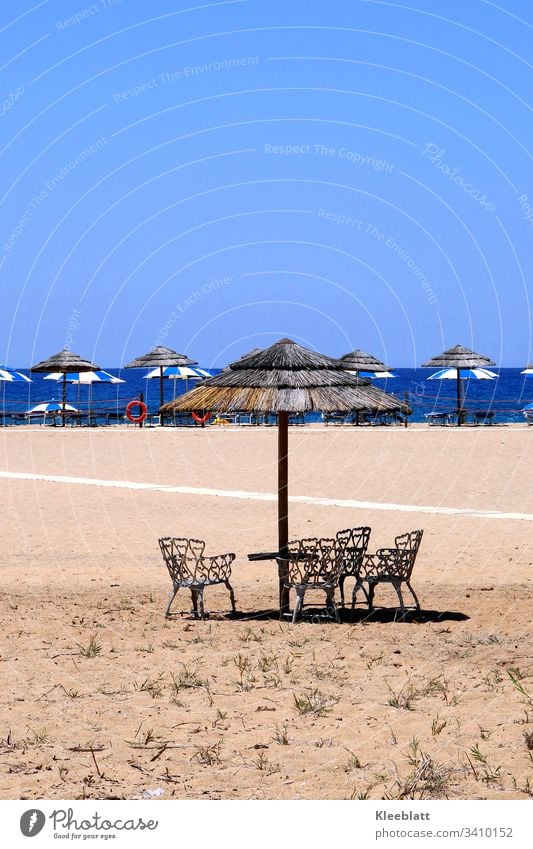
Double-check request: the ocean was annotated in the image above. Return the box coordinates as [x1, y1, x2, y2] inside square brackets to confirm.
[1, 368, 532, 425]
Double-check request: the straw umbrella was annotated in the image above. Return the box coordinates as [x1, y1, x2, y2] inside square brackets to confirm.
[339, 348, 395, 378]
[31, 350, 100, 424]
[162, 338, 410, 613]
[125, 346, 197, 410]
[422, 345, 496, 426]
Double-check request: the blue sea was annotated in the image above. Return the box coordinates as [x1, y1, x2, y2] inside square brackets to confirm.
[1, 368, 532, 425]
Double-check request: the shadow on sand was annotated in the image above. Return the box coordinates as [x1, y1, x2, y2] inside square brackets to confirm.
[203, 607, 470, 624]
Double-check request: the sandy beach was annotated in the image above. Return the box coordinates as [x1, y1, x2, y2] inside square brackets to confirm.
[1, 424, 532, 800]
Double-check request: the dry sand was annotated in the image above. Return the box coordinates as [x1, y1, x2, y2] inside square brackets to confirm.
[0, 424, 532, 800]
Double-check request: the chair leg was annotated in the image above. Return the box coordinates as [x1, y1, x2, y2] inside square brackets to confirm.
[406, 581, 421, 611]
[196, 588, 206, 620]
[190, 589, 199, 617]
[392, 580, 405, 616]
[325, 588, 340, 623]
[367, 582, 376, 611]
[339, 575, 346, 608]
[292, 588, 305, 624]
[164, 586, 179, 618]
[352, 580, 370, 610]
[225, 580, 237, 615]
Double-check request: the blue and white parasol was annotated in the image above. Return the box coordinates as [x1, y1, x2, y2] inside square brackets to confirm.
[44, 370, 125, 414]
[44, 369, 125, 384]
[428, 367, 497, 380]
[145, 365, 211, 380]
[0, 365, 31, 382]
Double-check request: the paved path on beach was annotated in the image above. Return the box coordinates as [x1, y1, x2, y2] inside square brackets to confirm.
[1, 469, 531, 522]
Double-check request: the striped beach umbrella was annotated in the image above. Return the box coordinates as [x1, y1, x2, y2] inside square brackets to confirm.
[145, 365, 211, 380]
[422, 345, 496, 426]
[27, 402, 78, 413]
[0, 365, 31, 382]
[26, 401, 78, 423]
[44, 369, 125, 416]
[428, 367, 497, 380]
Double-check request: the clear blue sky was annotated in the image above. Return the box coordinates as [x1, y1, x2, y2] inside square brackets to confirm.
[1, 0, 532, 368]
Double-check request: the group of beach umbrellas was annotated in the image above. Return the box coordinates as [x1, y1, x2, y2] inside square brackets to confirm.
[1, 342, 532, 427]
[2, 337, 533, 614]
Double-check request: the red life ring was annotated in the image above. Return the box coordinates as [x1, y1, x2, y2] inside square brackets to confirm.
[126, 399, 148, 423]
[192, 411, 211, 425]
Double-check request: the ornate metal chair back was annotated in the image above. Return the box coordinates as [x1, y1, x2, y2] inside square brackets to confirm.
[393, 530, 424, 578]
[286, 536, 344, 586]
[336, 526, 371, 575]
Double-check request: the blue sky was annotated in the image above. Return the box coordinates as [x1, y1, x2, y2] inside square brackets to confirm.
[1, 0, 532, 367]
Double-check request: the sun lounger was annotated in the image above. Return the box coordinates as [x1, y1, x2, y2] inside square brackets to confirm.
[473, 410, 495, 425]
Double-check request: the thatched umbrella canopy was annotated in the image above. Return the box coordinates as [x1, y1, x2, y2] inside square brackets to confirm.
[125, 346, 197, 409]
[422, 345, 496, 425]
[339, 348, 391, 374]
[31, 349, 100, 423]
[162, 338, 409, 613]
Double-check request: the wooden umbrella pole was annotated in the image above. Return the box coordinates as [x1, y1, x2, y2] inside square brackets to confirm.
[159, 366, 164, 410]
[456, 369, 463, 426]
[277, 411, 290, 617]
[62, 373, 67, 427]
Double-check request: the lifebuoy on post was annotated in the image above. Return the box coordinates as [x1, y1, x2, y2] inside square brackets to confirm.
[126, 399, 148, 424]
[192, 411, 211, 427]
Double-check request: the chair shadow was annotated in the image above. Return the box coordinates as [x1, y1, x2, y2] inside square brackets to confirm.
[228, 607, 470, 624]
[341, 607, 470, 624]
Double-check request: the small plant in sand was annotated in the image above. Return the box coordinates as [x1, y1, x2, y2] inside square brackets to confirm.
[523, 730, 533, 751]
[465, 743, 502, 786]
[133, 673, 165, 699]
[191, 739, 223, 765]
[343, 748, 362, 772]
[21, 727, 50, 748]
[386, 682, 415, 711]
[59, 684, 82, 700]
[232, 653, 256, 692]
[293, 689, 338, 717]
[512, 775, 533, 797]
[212, 710, 228, 729]
[508, 669, 533, 704]
[171, 664, 207, 691]
[288, 637, 308, 649]
[390, 743, 453, 800]
[257, 652, 279, 672]
[272, 723, 290, 745]
[254, 751, 280, 774]
[482, 669, 503, 691]
[126, 727, 169, 748]
[282, 654, 294, 675]
[431, 715, 448, 737]
[240, 626, 262, 643]
[77, 634, 102, 658]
